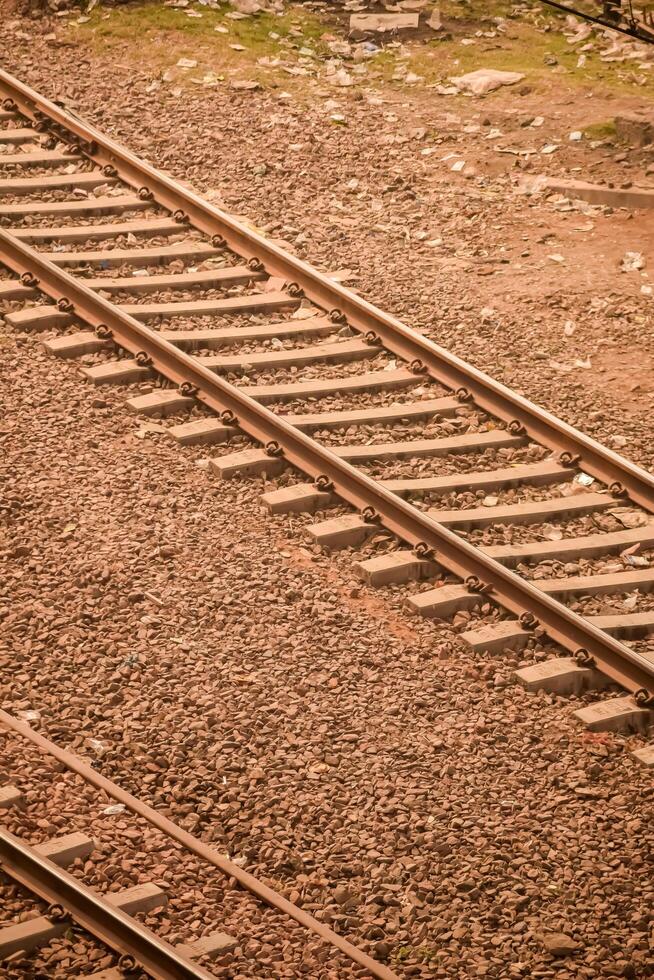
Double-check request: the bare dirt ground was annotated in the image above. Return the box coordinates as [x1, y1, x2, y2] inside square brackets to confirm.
[1, 2, 653, 978]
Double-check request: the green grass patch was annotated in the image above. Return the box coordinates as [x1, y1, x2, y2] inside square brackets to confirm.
[366, 1, 654, 98]
[584, 119, 618, 140]
[73, 1, 330, 87]
[72, 0, 654, 100]
[79, 0, 324, 47]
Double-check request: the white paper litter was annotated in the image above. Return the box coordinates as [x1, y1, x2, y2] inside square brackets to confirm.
[621, 251, 646, 272]
[450, 69, 525, 96]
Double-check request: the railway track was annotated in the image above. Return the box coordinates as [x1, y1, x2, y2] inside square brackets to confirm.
[0, 61, 653, 765]
[0, 708, 397, 979]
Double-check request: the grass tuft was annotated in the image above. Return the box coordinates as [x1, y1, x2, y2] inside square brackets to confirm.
[584, 119, 618, 140]
[75, 1, 329, 87]
[73, 0, 654, 99]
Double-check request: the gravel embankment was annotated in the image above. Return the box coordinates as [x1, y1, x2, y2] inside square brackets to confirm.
[1, 11, 653, 980]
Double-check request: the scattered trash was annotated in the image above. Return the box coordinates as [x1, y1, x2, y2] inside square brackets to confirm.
[563, 320, 576, 336]
[549, 360, 572, 372]
[327, 68, 355, 87]
[328, 40, 353, 57]
[621, 251, 646, 272]
[327, 268, 357, 283]
[624, 553, 650, 567]
[427, 7, 442, 31]
[609, 434, 628, 448]
[566, 22, 592, 45]
[230, 79, 261, 90]
[450, 69, 525, 96]
[176, 57, 197, 69]
[516, 174, 549, 195]
[548, 254, 565, 263]
[102, 804, 126, 815]
[17, 710, 41, 722]
[191, 73, 223, 87]
[575, 473, 595, 487]
[569, 131, 582, 141]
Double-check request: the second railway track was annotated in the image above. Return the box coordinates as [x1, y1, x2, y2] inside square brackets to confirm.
[0, 61, 653, 766]
[0, 708, 397, 979]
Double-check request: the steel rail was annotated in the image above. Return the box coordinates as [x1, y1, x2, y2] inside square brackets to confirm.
[0, 825, 218, 980]
[1, 230, 652, 698]
[1, 66, 653, 513]
[0, 711, 399, 980]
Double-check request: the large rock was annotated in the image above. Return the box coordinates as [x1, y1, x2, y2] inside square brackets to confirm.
[539, 932, 582, 957]
[615, 114, 654, 147]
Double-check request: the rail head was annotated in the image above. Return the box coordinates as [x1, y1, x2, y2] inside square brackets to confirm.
[0, 227, 652, 699]
[0, 709, 400, 980]
[0, 825, 218, 980]
[0, 65, 653, 513]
